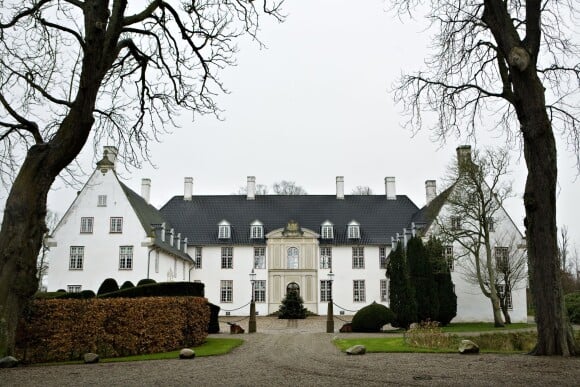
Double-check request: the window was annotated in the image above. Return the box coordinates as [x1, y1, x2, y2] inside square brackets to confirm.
[194, 247, 202, 269]
[488, 217, 495, 232]
[250, 222, 263, 239]
[321, 222, 334, 239]
[352, 247, 365, 269]
[254, 247, 266, 269]
[80, 217, 94, 233]
[69, 246, 84, 270]
[497, 284, 513, 310]
[450, 216, 461, 231]
[119, 246, 133, 269]
[254, 280, 266, 303]
[320, 280, 332, 302]
[67, 285, 82, 293]
[97, 195, 107, 207]
[443, 245, 454, 271]
[110, 217, 123, 233]
[353, 280, 365, 302]
[348, 221, 360, 239]
[220, 280, 233, 303]
[495, 246, 509, 271]
[218, 221, 231, 239]
[320, 247, 332, 269]
[287, 247, 299, 269]
[379, 246, 387, 269]
[380, 279, 389, 302]
[221, 247, 233, 269]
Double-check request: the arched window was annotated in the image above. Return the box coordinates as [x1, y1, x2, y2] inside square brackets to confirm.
[287, 282, 300, 297]
[287, 247, 299, 269]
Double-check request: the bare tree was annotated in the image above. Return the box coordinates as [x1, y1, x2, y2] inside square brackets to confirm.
[558, 225, 570, 272]
[272, 180, 307, 195]
[0, 0, 282, 357]
[37, 210, 59, 291]
[236, 184, 269, 195]
[392, 0, 578, 355]
[351, 186, 373, 195]
[436, 147, 513, 327]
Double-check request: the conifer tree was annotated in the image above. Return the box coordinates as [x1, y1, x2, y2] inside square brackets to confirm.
[427, 237, 457, 325]
[278, 290, 307, 319]
[387, 243, 417, 328]
[407, 236, 439, 322]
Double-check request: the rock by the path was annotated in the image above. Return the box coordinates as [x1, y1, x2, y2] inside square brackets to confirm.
[458, 340, 480, 354]
[346, 345, 366, 355]
[83, 353, 100, 364]
[179, 348, 195, 359]
[339, 323, 352, 333]
[0, 356, 18, 368]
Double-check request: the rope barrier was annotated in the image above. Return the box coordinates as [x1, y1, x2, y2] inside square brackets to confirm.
[219, 301, 251, 312]
[332, 302, 359, 313]
[333, 315, 352, 323]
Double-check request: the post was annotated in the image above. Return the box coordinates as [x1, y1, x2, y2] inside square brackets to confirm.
[326, 270, 334, 333]
[249, 269, 257, 333]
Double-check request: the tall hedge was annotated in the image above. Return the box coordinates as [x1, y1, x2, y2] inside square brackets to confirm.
[387, 243, 417, 329]
[351, 302, 395, 332]
[97, 278, 119, 295]
[407, 236, 439, 322]
[427, 237, 457, 325]
[100, 281, 204, 298]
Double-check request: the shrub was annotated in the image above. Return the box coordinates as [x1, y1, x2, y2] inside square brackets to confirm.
[351, 302, 395, 332]
[120, 281, 135, 290]
[405, 320, 453, 349]
[565, 292, 580, 324]
[137, 278, 157, 286]
[100, 281, 204, 298]
[58, 290, 96, 299]
[278, 291, 307, 319]
[207, 302, 220, 333]
[97, 278, 119, 295]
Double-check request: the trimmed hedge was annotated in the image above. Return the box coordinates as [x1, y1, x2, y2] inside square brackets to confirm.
[15, 297, 210, 363]
[565, 292, 580, 324]
[97, 278, 119, 295]
[137, 278, 157, 286]
[351, 302, 395, 332]
[57, 290, 96, 299]
[207, 302, 220, 333]
[100, 281, 204, 298]
[120, 281, 135, 290]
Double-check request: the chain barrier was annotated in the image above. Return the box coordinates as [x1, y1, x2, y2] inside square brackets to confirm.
[332, 302, 359, 314]
[333, 314, 352, 323]
[222, 316, 250, 324]
[219, 301, 251, 312]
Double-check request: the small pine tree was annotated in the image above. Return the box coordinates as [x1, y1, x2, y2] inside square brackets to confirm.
[97, 278, 119, 295]
[278, 290, 307, 319]
[427, 236, 457, 325]
[407, 236, 439, 322]
[387, 242, 417, 329]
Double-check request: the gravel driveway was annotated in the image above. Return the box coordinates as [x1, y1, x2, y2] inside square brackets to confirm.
[2, 317, 580, 386]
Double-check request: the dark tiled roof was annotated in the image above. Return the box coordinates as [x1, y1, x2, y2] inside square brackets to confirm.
[411, 185, 455, 233]
[160, 195, 420, 246]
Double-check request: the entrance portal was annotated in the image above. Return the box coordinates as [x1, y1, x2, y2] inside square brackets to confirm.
[287, 282, 300, 297]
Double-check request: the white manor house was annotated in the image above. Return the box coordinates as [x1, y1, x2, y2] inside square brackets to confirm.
[46, 146, 528, 323]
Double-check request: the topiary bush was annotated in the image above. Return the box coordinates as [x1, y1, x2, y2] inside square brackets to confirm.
[97, 278, 119, 295]
[120, 281, 135, 290]
[351, 302, 395, 332]
[57, 290, 96, 299]
[565, 292, 580, 324]
[137, 278, 157, 286]
[207, 302, 220, 333]
[100, 281, 204, 298]
[278, 291, 307, 319]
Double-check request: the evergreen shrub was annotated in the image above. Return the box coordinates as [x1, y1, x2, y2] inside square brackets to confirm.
[58, 290, 96, 299]
[351, 302, 395, 332]
[565, 292, 580, 324]
[100, 281, 204, 298]
[120, 281, 135, 290]
[97, 278, 119, 295]
[207, 302, 220, 333]
[278, 291, 307, 319]
[137, 278, 157, 286]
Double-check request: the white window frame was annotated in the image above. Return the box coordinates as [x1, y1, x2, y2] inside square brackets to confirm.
[321, 222, 334, 239]
[254, 280, 266, 303]
[80, 217, 94, 233]
[380, 279, 389, 302]
[221, 247, 233, 269]
[220, 280, 233, 303]
[443, 245, 454, 271]
[352, 247, 365, 269]
[119, 246, 133, 270]
[495, 246, 509, 270]
[450, 216, 461, 231]
[250, 222, 264, 239]
[69, 246, 84, 270]
[320, 247, 332, 269]
[320, 280, 332, 302]
[287, 247, 299, 269]
[110, 217, 123, 233]
[347, 221, 360, 239]
[488, 217, 495, 232]
[218, 221, 231, 239]
[254, 247, 266, 269]
[97, 195, 107, 207]
[194, 247, 202, 269]
[353, 280, 366, 302]
[67, 285, 82, 293]
[379, 246, 387, 269]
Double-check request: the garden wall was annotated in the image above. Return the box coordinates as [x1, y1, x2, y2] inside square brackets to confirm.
[15, 297, 210, 363]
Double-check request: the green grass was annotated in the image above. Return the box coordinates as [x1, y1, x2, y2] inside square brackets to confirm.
[333, 337, 456, 353]
[441, 322, 534, 333]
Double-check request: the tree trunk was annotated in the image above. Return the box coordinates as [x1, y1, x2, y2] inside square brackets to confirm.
[499, 297, 512, 324]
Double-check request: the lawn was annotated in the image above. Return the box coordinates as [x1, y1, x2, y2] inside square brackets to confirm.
[441, 322, 535, 333]
[333, 337, 456, 353]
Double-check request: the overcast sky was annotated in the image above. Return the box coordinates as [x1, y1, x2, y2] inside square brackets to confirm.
[43, 1, 579, 258]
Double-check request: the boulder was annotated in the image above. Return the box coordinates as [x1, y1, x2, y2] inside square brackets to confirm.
[458, 339, 480, 354]
[346, 345, 366, 355]
[0, 356, 18, 368]
[179, 348, 196, 359]
[229, 323, 245, 334]
[83, 353, 100, 364]
[339, 323, 352, 333]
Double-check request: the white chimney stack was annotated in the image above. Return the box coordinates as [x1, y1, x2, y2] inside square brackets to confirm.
[141, 178, 151, 204]
[177, 233, 181, 250]
[336, 176, 344, 200]
[184, 177, 193, 201]
[247, 176, 256, 200]
[103, 146, 118, 168]
[170, 228, 174, 246]
[183, 237, 188, 253]
[161, 222, 166, 242]
[457, 145, 472, 169]
[425, 180, 437, 205]
[385, 177, 396, 200]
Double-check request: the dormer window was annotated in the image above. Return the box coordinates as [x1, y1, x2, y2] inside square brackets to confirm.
[250, 221, 264, 239]
[218, 221, 231, 239]
[321, 221, 334, 239]
[347, 221, 360, 239]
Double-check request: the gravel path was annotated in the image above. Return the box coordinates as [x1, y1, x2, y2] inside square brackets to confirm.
[2, 317, 580, 386]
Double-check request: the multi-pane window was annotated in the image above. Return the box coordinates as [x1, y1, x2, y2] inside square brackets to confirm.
[488, 217, 495, 232]
[194, 247, 202, 269]
[67, 285, 82, 293]
[69, 246, 84, 270]
[220, 280, 233, 303]
[250, 224, 263, 239]
[97, 195, 107, 207]
[320, 280, 332, 302]
[287, 247, 299, 269]
[320, 247, 332, 269]
[379, 246, 388, 269]
[254, 280, 266, 303]
[450, 216, 461, 230]
[110, 217, 123, 233]
[221, 247, 233, 269]
[497, 284, 513, 310]
[254, 247, 266, 269]
[495, 246, 509, 271]
[380, 279, 389, 302]
[353, 280, 366, 302]
[443, 245, 454, 271]
[321, 223, 334, 239]
[218, 222, 231, 239]
[80, 217, 94, 233]
[119, 246, 133, 269]
[348, 222, 360, 239]
[352, 247, 365, 269]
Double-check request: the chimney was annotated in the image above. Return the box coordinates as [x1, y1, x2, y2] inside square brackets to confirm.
[385, 177, 396, 200]
[184, 177, 193, 201]
[103, 146, 118, 168]
[183, 237, 188, 253]
[247, 176, 256, 200]
[141, 178, 151, 204]
[170, 228, 174, 246]
[336, 176, 344, 200]
[456, 145, 472, 171]
[425, 180, 437, 205]
[161, 222, 166, 242]
[177, 233, 181, 250]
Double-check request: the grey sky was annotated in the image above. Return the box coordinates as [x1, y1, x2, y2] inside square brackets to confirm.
[44, 1, 579, 257]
